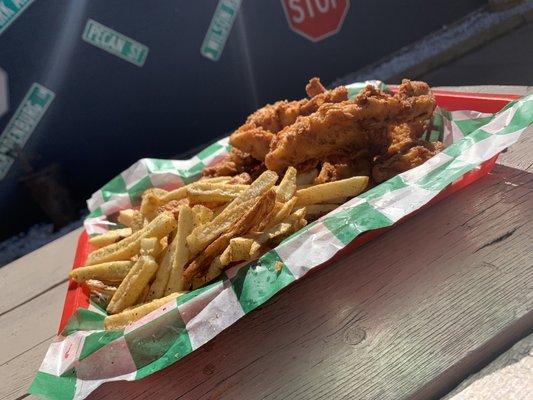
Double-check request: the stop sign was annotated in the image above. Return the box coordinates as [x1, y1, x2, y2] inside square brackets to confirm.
[281, 0, 350, 42]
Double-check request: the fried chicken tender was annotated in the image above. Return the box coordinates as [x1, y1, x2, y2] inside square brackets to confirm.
[265, 80, 436, 173]
[229, 77, 348, 161]
[372, 140, 444, 183]
[202, 148, 263, 178]
[314, 151, 371, 184]
[370, 120, 428, 156]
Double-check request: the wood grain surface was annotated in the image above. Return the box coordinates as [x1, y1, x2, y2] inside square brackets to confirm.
[0, 88, 531, 400]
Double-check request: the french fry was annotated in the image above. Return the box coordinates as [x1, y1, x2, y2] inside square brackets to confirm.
[248, 208, 306, 256]
[165, 205, 195, 294]
[212, 203, 228, 218]
[130, 210, 145, 232]
[140, 236, 165, 257]
[228, 237, 254, 262]
[146, 245, 173, 301]
[88, 228, 133, 249]
[201, 176, 233, 183]
[191, 204, 213, 226]
[302, 203, 339, 219]
[186, 170, 278, 255]
[160, 186, 188, 203]
[140, 191, 160, 221]
[107, 249, 160, 314]
[191, 247, 231, 289]
[105, 291, 186, 330]
[137, 284, 150, 305]
[69, 260, 134, 284]
[329, 197, 348, 204]
[296, 169, 318, 186]
[117, 209, 140, 228]
[262, 196, 298, 230]
[157, 199, 189, 218]
[187, 183, 248, 204]
[295, 176, 369, 206]
[183, 188, 276, 284]
[87, 212, 176, 265]
[276, 166, 297, 202]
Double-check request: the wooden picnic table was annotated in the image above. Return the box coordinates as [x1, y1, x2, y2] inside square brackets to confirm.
[1, 85, 531, 400]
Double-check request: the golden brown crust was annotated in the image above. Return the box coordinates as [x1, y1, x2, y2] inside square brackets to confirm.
[372, 140, 444, 183]
[229, 78, 349, 162]
[264, 80, 436, 173]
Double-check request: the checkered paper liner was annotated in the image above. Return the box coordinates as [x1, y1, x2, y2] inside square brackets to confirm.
[30, 85, 533, 400]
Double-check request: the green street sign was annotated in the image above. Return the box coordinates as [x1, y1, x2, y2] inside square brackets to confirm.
[0, 0, 34, 36]
[82, 19, 149, 67]
[201, 0, 242, 61]
[0, 83, 55, 180]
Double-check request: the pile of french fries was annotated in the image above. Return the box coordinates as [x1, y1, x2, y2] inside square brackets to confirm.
[70, 168, 369, 330]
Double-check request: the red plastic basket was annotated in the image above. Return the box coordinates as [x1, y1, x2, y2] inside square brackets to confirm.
[58, 90, 521, 333]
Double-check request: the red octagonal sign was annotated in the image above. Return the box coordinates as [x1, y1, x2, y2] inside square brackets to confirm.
[282, 0, 350, 42]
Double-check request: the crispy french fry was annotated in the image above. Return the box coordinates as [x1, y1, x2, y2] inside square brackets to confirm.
[302, 203, 339, 218]
[200, 176, 232, 183]
[296, 169, 318, 186]
[87, 212, 176, 265]
[263, 196, 298, 230]
[151, 188, 169, 197]
[107, 253, 160, 314]
[276, 166, 297, 202]
[140, 237, 165, 257]
[228, 237, 254, 262]
[140, 191, 160, 221]
[295, 176, 369, 206]
[191, 204, 213, 226]
[105, 291, 185, 330]
[157, 199, 189, 218]
[88, 228, 133, 249]
[247, 208, 307, 256]
[130, 210, 145, 232]
[145, 245, 172, 301]
[212, 203, 228, 218]
[329, 197, 348, 204]
[160, 186, 188, 203]
[187, 183, 248, 204]
[137, 284, 150, 305]
[184, 188, 276, 284]
[117, 209, 140, 228]
[69, 260, 134, 284]
[191, 246, 231, 289]
[165, 205, 195, 294]
[186, 170, 278, 255]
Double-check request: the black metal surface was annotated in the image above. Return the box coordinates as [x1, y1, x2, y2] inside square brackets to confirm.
[0, 0, 484, 240]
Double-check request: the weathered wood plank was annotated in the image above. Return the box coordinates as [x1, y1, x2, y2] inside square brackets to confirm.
[0, 227, 82, 315]
[83, 163, 532, 399]
[0, 339, 52, 400]
[0, 282, 66, 365]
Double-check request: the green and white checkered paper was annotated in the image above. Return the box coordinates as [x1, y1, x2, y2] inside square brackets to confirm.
[30, 85, 533, 399]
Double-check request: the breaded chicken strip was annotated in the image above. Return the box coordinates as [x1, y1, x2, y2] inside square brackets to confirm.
[372, 140, 444, 183]
[230, 78, 348, 161]
[314, 151, 372, 184]
[202, 148, 264, 178]
[265, 80, 436, 173]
